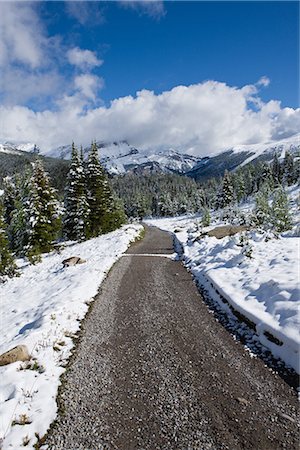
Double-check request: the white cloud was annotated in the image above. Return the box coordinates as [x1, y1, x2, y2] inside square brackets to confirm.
[120, 1, 166, 19]
[0, 2, 45, 68]
[67, 47, 103, 70]
[74, 74, 104, 101]
[1, 80, 299, 155]
[65, 2, 106, 26]
[257, 76, 271, 87]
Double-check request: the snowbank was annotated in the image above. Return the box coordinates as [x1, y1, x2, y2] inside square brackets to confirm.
[0, 224, 142, 450]
[146, 203, 300, 374]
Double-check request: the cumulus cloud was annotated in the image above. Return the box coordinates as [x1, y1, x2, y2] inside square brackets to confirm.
[67, 47, 103, 70]
[74, 74, 104, 101]
[0, 3, 104, 108]
[1, 81, 299, 155]
[0, 2, 45, 68]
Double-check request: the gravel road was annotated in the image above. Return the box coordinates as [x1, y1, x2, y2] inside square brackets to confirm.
[45, 226, 299, 450]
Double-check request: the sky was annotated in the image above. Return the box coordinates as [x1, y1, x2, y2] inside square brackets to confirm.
[0, 1, 299, 155]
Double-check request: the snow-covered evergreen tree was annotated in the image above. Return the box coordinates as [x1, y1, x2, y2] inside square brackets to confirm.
[63, 143, 89, 241]
[260, 163, 274, 191]
[216, 170, 234, 208]
[233, 172, 245, 204]
[25, 160, 60, 262]
[10, 172, 31, 255]
[272, 152, 282, 185]
[2, 176, 17, 228]
[0, 202, 17, 278]
[271, 187, 292, 232]
[253, 187, 271, 228]
[86, 142, 126, 236]
[283, 151, 295, 186]
[201, 207, 210, 226]
[86, 141, 107, 237]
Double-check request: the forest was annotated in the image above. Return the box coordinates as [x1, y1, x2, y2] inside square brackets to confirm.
[0, 143, 299, 278]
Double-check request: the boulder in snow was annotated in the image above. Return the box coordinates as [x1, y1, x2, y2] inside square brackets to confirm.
[62, 256, 87, 267]
[0, 345, 30, 366]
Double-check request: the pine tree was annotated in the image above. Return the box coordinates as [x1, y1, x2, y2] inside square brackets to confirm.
[283, 151, 295, 186]
[0, 202, 17, 278]
[2, 176, 17, 228]
[86, 142, 126, 235]
[25, 160, 60, 262]
[253, 187, 271, 228]
[271, 187, 292, 232]
[259, 163, 274, 191]
[201, 207, 210, 226]
[10, 172, 31, 255]
[217, 170, 234, 209]
[63, 143, 89, 241]
[234, 172, 245, 204]
[272, 152, 282, 185]
[86, 141, 107, 236]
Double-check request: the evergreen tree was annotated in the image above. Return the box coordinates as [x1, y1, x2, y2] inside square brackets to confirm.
[283, 151, 295, 186]
[63, 143, 89, 241]
[259, 163, 274, 191]
[234, 171, 245, 204]
[216, 170, 234, 208]
[244, 167, 254, 197]
[86, 142, 126, 236]
[272, 152, 282, 185]
[271, 187, 292, 232]
[2, 176, 16, 227]
[201, 207, 210, 227]
[0, 202, 17, 278]
[25, 160, 60, 261]
[10, 172, 31, 255]
[253, 187, 271, 228]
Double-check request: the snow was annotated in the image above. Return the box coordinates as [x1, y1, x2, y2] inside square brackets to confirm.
[0, 224, 143, 449]
[146, 186, 300, 374]
[1, 134, 299, 176]
[231, 133, 300, 167]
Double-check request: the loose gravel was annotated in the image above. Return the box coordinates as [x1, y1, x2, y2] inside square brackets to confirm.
[45, 226, 299, 450]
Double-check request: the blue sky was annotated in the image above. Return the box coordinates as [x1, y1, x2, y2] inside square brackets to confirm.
[0, 1, 299, 153]
[41, 1, 298, 108]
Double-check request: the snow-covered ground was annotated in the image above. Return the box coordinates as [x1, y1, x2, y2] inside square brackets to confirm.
[146, 185, 300, 375]
[0, 224, 142, 450]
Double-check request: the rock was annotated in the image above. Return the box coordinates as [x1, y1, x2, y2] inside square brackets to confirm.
[0, 345, 30, 366]
[278, 413, 296, 423]
[236, 397, 250, 406]
[62, 256, 87, 267]
[207, 225, 249, 239]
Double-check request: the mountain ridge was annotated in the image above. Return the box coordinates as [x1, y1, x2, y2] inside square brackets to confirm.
[1, 133, 299, 181]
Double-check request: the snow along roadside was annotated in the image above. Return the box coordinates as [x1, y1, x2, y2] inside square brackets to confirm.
[0, 224, 143, 450]
[145, 217, 300, 375]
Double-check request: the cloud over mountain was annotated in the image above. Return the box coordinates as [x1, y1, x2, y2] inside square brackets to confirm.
[0, 2, 299, 156]
[1, 81, 299, 155]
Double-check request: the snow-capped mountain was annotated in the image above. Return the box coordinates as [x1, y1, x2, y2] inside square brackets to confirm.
[0, 133, 299, 178]
[42, 141, 202, 175]
[186, 134, 300, 181]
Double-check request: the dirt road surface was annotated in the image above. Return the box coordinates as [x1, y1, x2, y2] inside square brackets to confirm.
[45, 226, 299, 450]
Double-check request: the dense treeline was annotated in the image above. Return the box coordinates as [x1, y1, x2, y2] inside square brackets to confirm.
[112, 150, 299, 218]
[0, 145, 299, 278]
[0, 143, 126, 277]
[0, 150, 70, 195]
[111, 173, 208, 217]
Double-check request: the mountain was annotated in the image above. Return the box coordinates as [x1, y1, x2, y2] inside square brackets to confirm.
[186, 134, 300, 181]
[1, 133, 299, 181]
[0, 143, 70, 195]
[44, 141, 201, 175]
